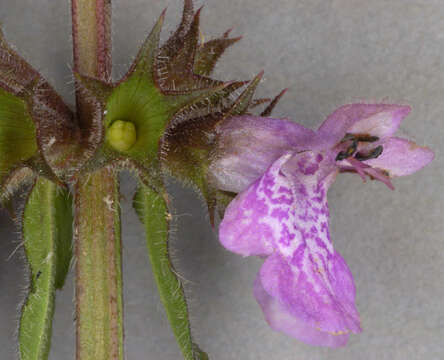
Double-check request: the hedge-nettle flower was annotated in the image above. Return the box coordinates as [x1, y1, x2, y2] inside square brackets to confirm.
[211, 104, 434, 347]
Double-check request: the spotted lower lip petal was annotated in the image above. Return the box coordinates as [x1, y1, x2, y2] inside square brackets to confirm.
[254, 273, 352, 348]
[219, 151, 361, 347]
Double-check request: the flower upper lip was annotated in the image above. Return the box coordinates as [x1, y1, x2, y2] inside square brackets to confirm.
[211, 103, 434, 193]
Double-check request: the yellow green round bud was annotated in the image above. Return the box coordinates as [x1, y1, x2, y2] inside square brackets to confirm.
[107, 120, 137, 152]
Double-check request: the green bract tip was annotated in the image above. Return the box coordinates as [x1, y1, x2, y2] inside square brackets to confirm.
[107, 120, 137, 152]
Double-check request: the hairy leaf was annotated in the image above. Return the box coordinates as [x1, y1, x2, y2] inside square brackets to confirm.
[134, 184, 208, 360]
[0, 88, 37, 190]
[19, 178, 73, 360]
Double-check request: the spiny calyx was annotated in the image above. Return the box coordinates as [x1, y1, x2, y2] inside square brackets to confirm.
[73, 1, 246, 188]
[0, 27, 77, 202]
[163, 72, 288, 224]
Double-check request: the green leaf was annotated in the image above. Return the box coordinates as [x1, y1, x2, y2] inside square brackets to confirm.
[19, 177, 73, 360]
[52, 185, 74, 290]
[133, 183, 208, 360]
[0, 87, 38, 188]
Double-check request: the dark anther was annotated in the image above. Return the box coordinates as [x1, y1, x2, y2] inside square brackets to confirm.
[355, 145, 383, 161]
[335, 151, 349, 161]
[355, 134, 380, 143]
[340, 133, 356, 143]
[336, 140, 358, 161]
[346, 140, 358, 155]
[341, 133, 380, 143]
[36, 270, 42, 280]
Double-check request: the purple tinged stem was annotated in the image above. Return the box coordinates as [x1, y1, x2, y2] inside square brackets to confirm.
[71, 1, 124, 360]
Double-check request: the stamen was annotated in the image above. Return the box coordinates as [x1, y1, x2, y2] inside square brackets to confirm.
[364, 167, 395, 190]
[335, 152, 348, 161]
[335, 140, 357, 161]
[340, 133, 356, 143]
[340, 133, 379, 143]
[355, 145, 383, 161]
[348, 141, 358, 155]
[346, 157, 367, 182]
[354, 134, 379, 143]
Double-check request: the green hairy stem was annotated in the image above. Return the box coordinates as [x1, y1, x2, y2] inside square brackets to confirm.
[72, 1, 124, 360]
[19, 178, 73, 360]
[134, 184, 208, 360]
[75, 169, 123, 360]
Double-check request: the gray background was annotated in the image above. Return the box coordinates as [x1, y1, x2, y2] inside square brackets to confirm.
[0, 0, 443, 359]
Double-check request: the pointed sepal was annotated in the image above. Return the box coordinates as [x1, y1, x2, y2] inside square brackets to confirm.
[249, 98, 272, 109]
[162, 71, 269, 223]
[160, 0, 194, 61]
[194, 32, 242, 76]
[0, 26, 41, 93]
[155, 7, 222, 93]
[124, 9, 166, 80]
[74, 72, 114, 105]
[224, 71, 264, 118]
[261, 88, 288, 116]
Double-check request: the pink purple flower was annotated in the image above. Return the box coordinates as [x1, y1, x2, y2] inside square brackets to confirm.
[211, 104, 434, 347]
